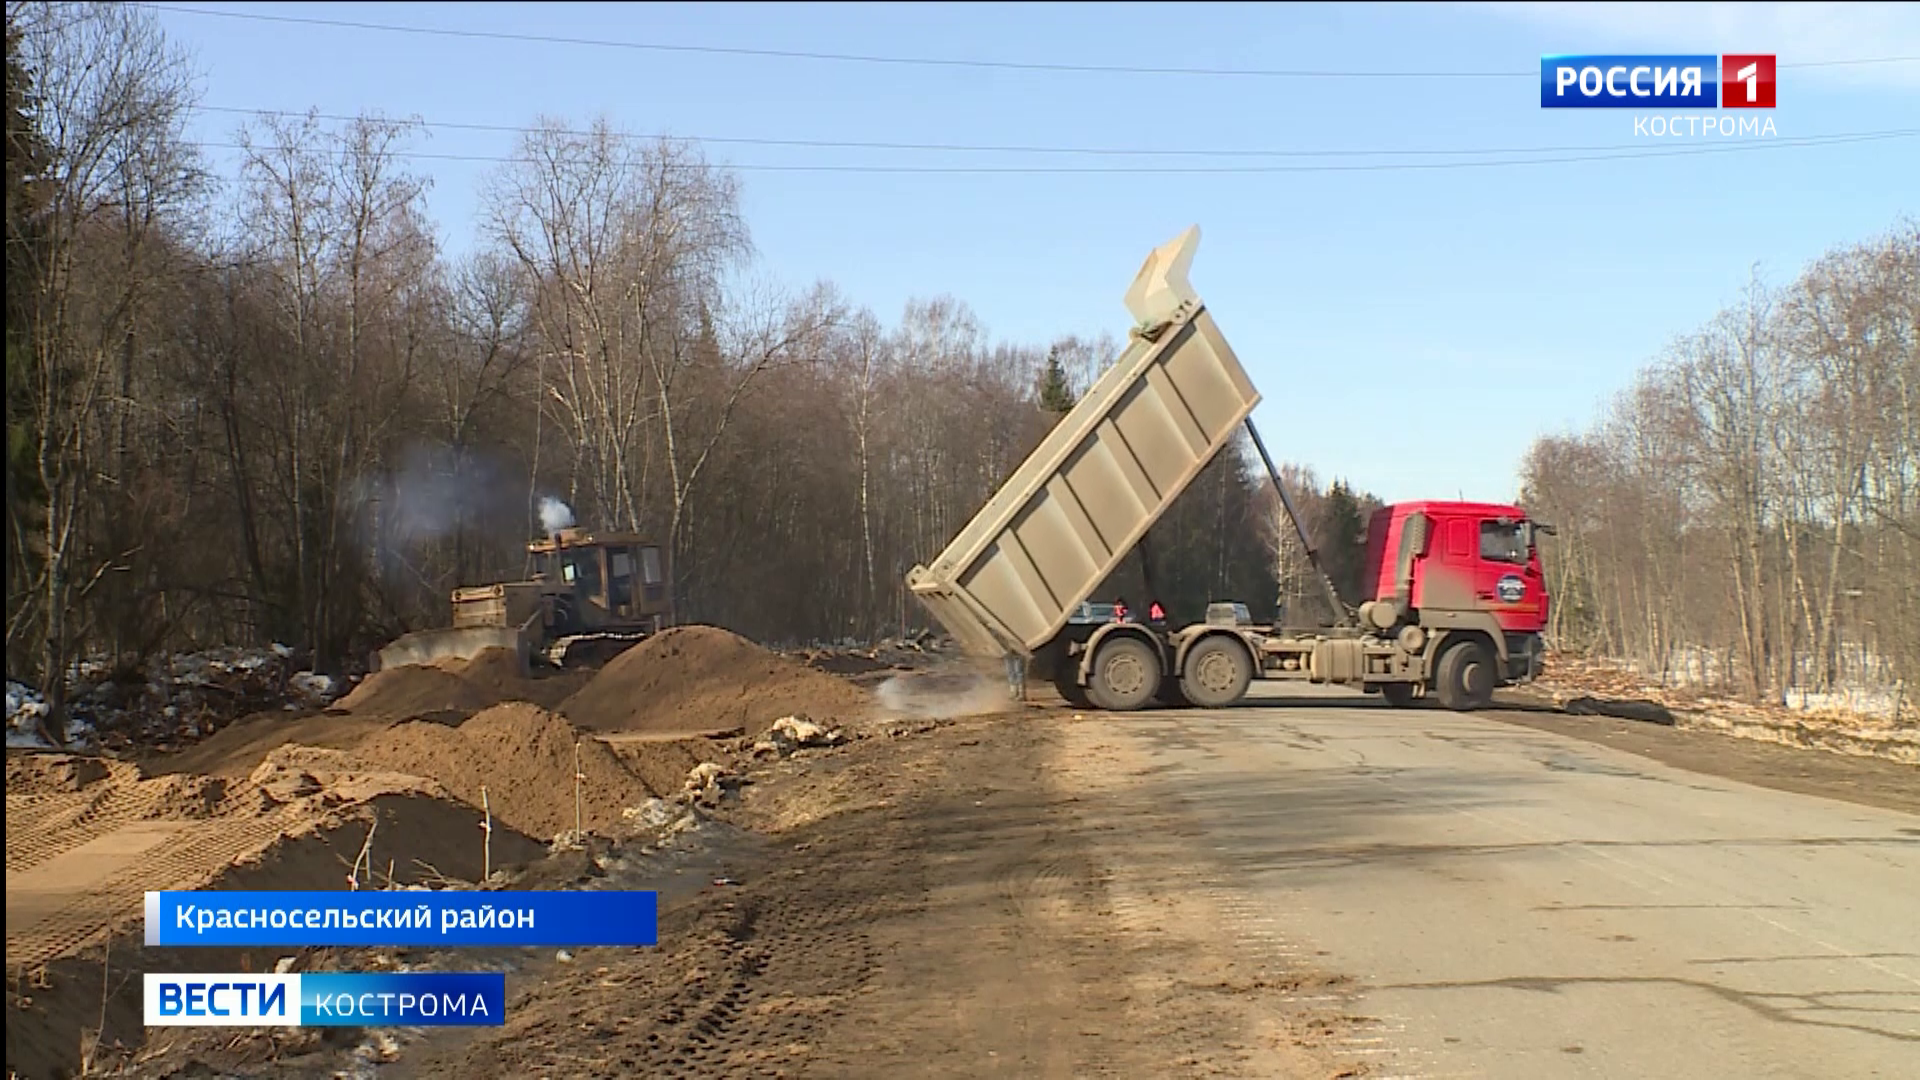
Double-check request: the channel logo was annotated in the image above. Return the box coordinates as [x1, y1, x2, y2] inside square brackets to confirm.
[1540, 54, 1776, 108]
[1720, 54, 1776, 108]
[143, 972, 505, 1027]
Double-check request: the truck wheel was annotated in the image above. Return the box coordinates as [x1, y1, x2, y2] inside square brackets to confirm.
[1380, 682, 1417, 708]
[1179, 636, 1252, 708]
[1052, 665, 1093, 709]
[1085, 636, 1161, 712]
[1435, 639, 1495, 712]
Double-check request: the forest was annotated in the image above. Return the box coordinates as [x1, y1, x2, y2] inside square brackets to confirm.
[1520, 221, 1917, 714]
[4, 3, 1302, 738]
[8, 4, 1913, 739]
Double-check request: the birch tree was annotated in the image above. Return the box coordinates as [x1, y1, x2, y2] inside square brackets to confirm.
[6, 0, 202, 739]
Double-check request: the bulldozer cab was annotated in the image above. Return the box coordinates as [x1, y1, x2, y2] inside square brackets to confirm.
[530, 529, 672, 630]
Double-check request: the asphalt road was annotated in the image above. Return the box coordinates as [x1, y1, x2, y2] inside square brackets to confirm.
[1096, 683, 1920, 1079]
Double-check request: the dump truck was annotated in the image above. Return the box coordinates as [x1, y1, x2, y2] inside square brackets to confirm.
[905, 225, 1550, 713]
[373, 526, 674, 676]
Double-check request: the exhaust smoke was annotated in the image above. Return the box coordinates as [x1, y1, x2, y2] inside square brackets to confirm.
[539, 497, 576, 536]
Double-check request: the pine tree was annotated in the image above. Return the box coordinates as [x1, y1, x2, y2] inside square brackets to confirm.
[1037, 346, 1076, 415]
[1320, 479, 1367, 612]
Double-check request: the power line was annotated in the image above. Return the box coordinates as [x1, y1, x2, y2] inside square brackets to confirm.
[143, 5, 1920, 79]
[191, 104, 1911, 160]
[183, 129, 1918, 174]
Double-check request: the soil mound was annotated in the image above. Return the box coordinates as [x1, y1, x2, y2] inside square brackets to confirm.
[444, 647, 589, 709]
[349, 702, 664, 838]
[148, 648, 588, 779]
[5, 751, 541, 978]
[147, 709, 409, 779]
[335, 664, 494, 718]
[560, 625, 873, 736]
[6, 751, 115, 795]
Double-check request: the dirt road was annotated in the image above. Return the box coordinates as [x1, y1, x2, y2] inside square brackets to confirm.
[382, 705, 1366, 1079]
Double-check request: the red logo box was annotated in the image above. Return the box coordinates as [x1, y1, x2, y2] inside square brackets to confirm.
[1722, 54, 1776, 107]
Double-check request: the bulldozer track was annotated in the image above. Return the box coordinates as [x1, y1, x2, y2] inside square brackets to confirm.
[547, 631, 653, 668]
[4, 779, 353, 973]
[5, 759, 173, 875]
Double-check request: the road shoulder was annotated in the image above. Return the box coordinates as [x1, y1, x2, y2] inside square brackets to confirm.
[389, 707, 1364, 1078]
[1485, 698, 1920, 816]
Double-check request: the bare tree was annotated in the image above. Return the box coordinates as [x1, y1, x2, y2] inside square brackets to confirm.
[229, 107, 435, 667]
[483, 122, 751, 536]
[6, 0, 202, 739]
[1518, 222, 1917, 720]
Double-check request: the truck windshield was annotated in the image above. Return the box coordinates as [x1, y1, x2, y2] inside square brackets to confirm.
[1479, 521, 1529, 565]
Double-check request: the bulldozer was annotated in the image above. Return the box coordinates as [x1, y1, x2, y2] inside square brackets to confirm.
[373, 527, 674, 677]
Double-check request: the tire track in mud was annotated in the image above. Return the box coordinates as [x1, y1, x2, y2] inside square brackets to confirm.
[402, 804, 892, 1078]
[399, 715, 1142, 1079]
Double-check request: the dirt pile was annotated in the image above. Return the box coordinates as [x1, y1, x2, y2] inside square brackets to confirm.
[327, 646, 591, 720]
[348, 702, 668, 838]
[151, 648, 587, 779]
[6, 751, 114, 795]
[334, 663, 495, 718]
[561, 625, 874, 736]
[146, 708, 411, 779]
[4, 750, 540, 978]
[441, 647, 589, 709]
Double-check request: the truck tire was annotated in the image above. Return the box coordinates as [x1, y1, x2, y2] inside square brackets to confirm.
[1085, 636, 1161, 712]
[1435, 639, 1495, 712]
[1179, 636, 1252, 708]
[1380, 682, 1417, 708]
[1052, 665, 1093, 709]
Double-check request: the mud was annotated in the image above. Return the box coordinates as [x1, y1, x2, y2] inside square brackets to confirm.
[560, 626, 875, 736]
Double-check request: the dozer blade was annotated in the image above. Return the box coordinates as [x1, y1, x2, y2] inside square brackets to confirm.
[374, 626, 532, 676]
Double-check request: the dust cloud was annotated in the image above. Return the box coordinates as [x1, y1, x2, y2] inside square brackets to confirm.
[874, 669, 1013, 719]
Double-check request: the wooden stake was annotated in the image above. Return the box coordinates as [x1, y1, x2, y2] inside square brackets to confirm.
[480, 786, 493, 881]
[348, 818, 377, 891]
[573, 739, 584, 842]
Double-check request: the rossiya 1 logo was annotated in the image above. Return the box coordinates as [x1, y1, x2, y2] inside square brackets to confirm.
[1538, 54, 1777, 137]
[1539, 54, 1775, 108]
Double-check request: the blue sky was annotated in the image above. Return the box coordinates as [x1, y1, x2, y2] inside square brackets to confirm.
[152, 1, 1918, 506]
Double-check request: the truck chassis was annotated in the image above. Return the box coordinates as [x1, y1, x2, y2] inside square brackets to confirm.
[1044, 607, 1545, 714]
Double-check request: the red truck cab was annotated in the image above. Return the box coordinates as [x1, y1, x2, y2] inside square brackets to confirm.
[1361, 500, 1551, 691]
